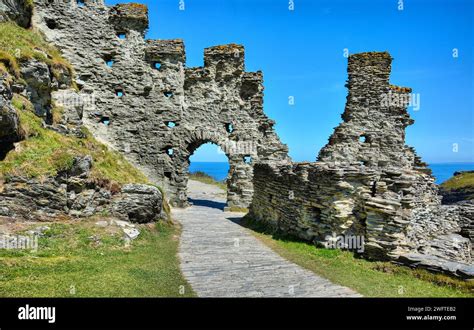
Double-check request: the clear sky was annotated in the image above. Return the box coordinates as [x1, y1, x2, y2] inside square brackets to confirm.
[107, 0, 474, 163]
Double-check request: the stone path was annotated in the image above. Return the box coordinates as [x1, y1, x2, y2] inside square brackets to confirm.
[172, 180, 361, 297]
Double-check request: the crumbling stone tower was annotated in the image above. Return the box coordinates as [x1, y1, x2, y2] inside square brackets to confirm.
[32, 0, 289, 207]
[249, 52, 473, 277]
[318, 52, 418, 169]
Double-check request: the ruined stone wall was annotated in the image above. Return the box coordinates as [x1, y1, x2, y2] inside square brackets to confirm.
[32, 0, 289, 207]
[318, 52, 420, 169]
[249, 52, 473, 278]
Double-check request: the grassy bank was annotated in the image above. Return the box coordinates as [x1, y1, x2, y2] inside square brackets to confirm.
[0, 21, 72, 78]
[242, 218, 473, 297]
[190, 171, 227, 191]
[0, 219, 195, 297]
[440, 171, 474, 201]
[1, 94, 149, 186]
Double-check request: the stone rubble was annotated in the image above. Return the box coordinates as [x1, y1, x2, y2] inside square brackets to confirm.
[0, 155, 164, 223]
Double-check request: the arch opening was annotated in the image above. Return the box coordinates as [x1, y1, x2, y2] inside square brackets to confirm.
[169, 135, 255, 211]
[186, 142, 229, 210]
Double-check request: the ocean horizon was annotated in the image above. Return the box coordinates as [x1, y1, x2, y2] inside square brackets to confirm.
[190, 162, 474, 185]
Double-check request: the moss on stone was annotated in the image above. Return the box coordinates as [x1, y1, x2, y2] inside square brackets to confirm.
[389, 84, 412, 93]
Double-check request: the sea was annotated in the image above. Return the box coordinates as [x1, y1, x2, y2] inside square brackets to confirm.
[189, 162, 474, 185]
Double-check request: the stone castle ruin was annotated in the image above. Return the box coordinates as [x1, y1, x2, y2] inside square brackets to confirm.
[32, 0, 289, 208]
[1, 0, 472, 277]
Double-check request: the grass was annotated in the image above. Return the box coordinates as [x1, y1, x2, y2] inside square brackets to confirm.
[227, 206, 249, 213]
[441, 172, 474, 190]
[0, 219, 195, 297]
[0, 22, 72, 79]
[190, 171, 227, 191]
[440, 172, 474, 200]
[1, 94, 149, 185]
[242, 217, 474, 297]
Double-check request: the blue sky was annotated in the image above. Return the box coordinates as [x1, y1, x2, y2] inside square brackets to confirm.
[107, 0, 474, 163]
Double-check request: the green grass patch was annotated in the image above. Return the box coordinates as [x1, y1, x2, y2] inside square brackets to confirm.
[0, 220, 195, 297]
[441, 172, 474, 190]
[440, 172, 474, 201]
[241, 217, 473, 297]
[0, 94, 149, 185]
[190, 171, 227, 191]
[0, 21, 72, 79]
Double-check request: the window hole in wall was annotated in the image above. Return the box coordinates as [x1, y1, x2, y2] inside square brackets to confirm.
[164, 172, 172, 179]
[117, 32, 127, 40]
[99, 116, 110, 126]
[166, 121, 177, 128]
[115, 89, 124, 97]
[164, 91, 173, 98]
[244, 155, 252, 164]
[77, 0, 85, 7]
[359, 134, 369, 143]
[311, 207, 322, 221]
[104, 55, 114, 67]
[371, 181, 377, 197]
[166, 148, 174, 156]
[153, 62, 162, 70]
[225, 123, 234, 133]
[359, 160, 369, 167]
[45, 18, 58, 29]
[268, 194, 274, 203]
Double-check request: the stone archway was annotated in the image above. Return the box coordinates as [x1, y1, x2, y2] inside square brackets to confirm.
[169, 129, 255, 208]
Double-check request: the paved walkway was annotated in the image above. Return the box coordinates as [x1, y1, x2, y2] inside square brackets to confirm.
[172, 180, 361, 297]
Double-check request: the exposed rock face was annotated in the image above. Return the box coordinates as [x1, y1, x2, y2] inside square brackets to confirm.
[112, 184, 163, 223]
[20, 59, 52, 119]
[0, 156, 164, 223]
[0, 0, 32, 28]
[0, 73, 20, 159]
[32, 0, 290, 208]
[0, 3, 164, 224]
[0, 175, 68, 219]
[248, 53, 473, 278]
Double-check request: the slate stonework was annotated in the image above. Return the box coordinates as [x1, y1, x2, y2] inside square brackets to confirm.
[248, 53, 473, 278]
[32, 0, 290, 208]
